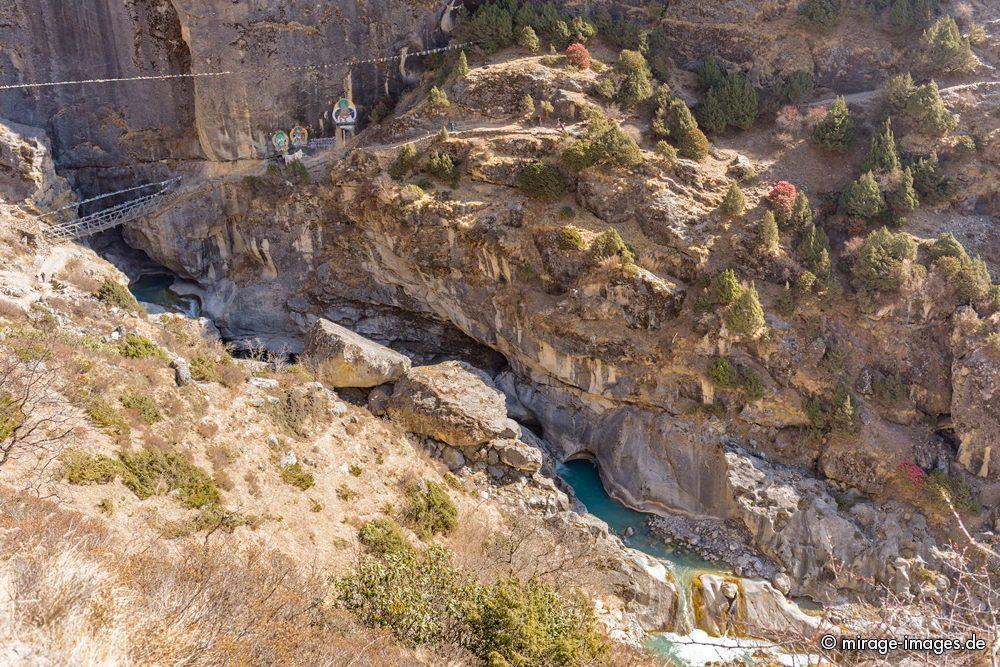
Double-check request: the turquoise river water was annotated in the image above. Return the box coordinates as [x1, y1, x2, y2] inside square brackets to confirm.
[129, 273, 201, 318]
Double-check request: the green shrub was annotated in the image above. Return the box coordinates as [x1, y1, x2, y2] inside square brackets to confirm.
[517, 160, 565, 199]
[852, 227, 918, 293]
[655, 140, 677, 165]
[267, 387, 328, 439]
[697, 71, 758, 134]
[769, 70, 815, 105]
[454, 50, 470, 77]
[558, 205, 575, 219]
[862, 119, 900, 173]
[840, 172, 886, 219]
[95, 279, 139, 311]
[562, 111, 641, 171]
[788, 191, 813, 232]
[806, 384, 860, 436]
[725, 283, 766, 338]
[924, 470, 976, 513]
[920, 17, 976, 73]
[358, 518, 414, 557]
[756, 211, 780, 256]
[516, 25, 540, 52]
[388, 143, 419, 180]
[709, 357, 737, 387]
[904, 81, 957, 137]
[928, 232, 967, 262]
[697, 57, 726, 91]
[119, 335, 167, 361]
[189, 354, 218, 382]
[279, 462, 315, 490]
[799, 0, 842, 28]
[714, 269, 741, 305]
[613, 49, 653, 109]
[458, 2, 514, 54]
[120, 391, 161, 425]
[465, 576, 608, 666]
[85, 399, 130, 440]
[334, 543, 608, 665]
[797, 223, 831, 274]
[677, 125, 710, 161]
[589, 228, 635, 265]
[888, 167, 919, 217]
[404, 481, 458, 539]
[911, 152, 956, 203]
[811, 96, 854, 151]
[428, 86, 450, 109]
[934, 254, 992, 304]
[890, 0, 937, 31]
[518, 94, 535, 117]
[64, 448, 220, 509]
[285, 160, 310, 185]
[718, 183, 746, 218]
[556, 226, 585, 251]
[349, 463, 363, 477]
[426, 152, 457, 185]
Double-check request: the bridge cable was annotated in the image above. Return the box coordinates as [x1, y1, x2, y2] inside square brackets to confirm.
[0, 43, 472, 91]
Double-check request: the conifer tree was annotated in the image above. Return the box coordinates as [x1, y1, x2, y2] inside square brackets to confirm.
[714, 269, 742, 305]
[454, 50, 470, 77]
[788, 191, 813, 231]
[862, 119, 900, 173]
[798, 223, 831, 270]
[725, 283, 766, 338]
[516, 26, 540, 52]
[841, 172, 886, 219]
[905, 81, 957, 137]
[614, 50, 654, 109]
[719, 183, 746, 218]
[669, 99, 710, 161]
[888, 166, 919, 219]
[883, 72, 916, 115]
[757, 211, 780, 256]
[698, 72, 758, 133]
[811, 96, 854, 151]
[920, 16, 976, 73]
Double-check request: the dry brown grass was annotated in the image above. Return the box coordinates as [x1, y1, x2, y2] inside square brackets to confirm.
[0, 488, 425, 666]
[54, 256, 102, 293]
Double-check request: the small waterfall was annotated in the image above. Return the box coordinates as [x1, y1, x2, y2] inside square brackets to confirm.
[556, 460, 724, 640]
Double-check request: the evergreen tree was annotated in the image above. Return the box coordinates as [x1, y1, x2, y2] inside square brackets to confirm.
[911, 152, 956, 203]
[614, 50, 654, 109]
[852, 227, 918, 292]
[725, 284, 766, 338]
[698, 72, 758, 133]
[798, 223, 831, 271]
[920, 17, 976, 73]
[799, 0, 843, 29]
[459, 3, 514, 54]
[788, 191, 813, 231]
[883, 72, 916, 115]
[928, 232, 967, 261]
[454, 50, 470, 77]
[890, 0, 937, 31]
[811, 96, 854, 151]
[862, 119, 900, 173]
[697, 57, 726, 90]
[516, 26, 540, 52]
[841, 172, 886, 218]
[905, 81, 957, 137]
[668, 98, 710, 161]
[888, 166, 919, 217]
[519, 95, 535, 117]
[714, 269, 741, 304]
[757, 211, 780, 256]
[719, 183, 746, 217]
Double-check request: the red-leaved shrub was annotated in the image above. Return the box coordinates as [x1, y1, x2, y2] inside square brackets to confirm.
[565, 43, 591, 70]
[768, 180, 797, 220]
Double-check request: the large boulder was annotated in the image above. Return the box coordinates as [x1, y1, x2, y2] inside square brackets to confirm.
[386, 361, 509, 447]
[694, 574, 828, 639]
[304, 318, 411, 388]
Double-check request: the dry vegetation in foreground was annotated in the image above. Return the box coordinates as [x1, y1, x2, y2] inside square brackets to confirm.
[0, 489, 423, 666]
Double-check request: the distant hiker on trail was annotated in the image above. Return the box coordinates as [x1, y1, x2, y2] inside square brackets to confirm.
[447, 120, 456, 132]
[558, 118, 566, 132]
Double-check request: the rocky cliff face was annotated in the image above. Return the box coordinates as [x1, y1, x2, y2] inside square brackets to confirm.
[0, 0, 447, 193]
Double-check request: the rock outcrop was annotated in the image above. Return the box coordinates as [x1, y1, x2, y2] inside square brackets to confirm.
[386, 361, 511, 448]
[694, 573, 829, 640]
[950, 308, 1000, 481]
[304, 318, 411, 388]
